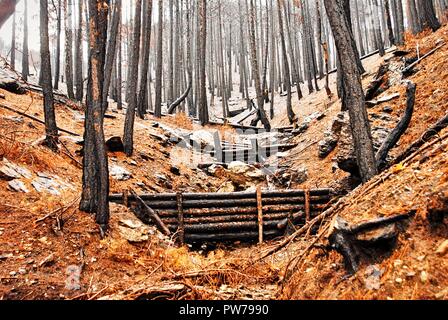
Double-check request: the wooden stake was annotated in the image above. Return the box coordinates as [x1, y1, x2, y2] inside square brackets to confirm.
[305, 189, 310, 223]
[176, 192, 185, 245]
[256, 186, 264, 244]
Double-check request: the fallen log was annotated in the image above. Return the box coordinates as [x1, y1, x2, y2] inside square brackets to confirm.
[376, 81, 416, 170]
[185, 230, 282, 242]
[365, 63, 390, 101]
[392, 111, 448, 166]
[109, 188, 333, 203]
[165, 219, 285, 234]
[137, 196, 330, 210]
[0, 103, 80, 136]
[402, 42, 446, 77]
[159, 211, 306, 225]
[152, 204, 324, 217]
[130, 190, 171, 236]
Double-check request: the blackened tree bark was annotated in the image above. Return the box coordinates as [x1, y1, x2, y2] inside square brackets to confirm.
[40, 0, 59, 151]
[80, 0, 110, 233]
[417, 0, 441, 31]
[75, 0, 84, 101]
[123, 0, 142, 156]
[198, 0, 209, 125]
[384, 0, 395, 45]
[277, 0, 296, 125]
[137, 0, 153, 119]
[154, 0, 163, 118]
[54, 0, 62, 89]
[102, 0, 121, 113]
[248, 0, 270, 130]
[324, 0, 378, 183]
[22, 0, 29, 81]
[64, 0, 75, 99]
[407, 0, 421, 34]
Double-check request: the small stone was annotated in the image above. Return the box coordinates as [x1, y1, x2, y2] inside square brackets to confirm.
[9, 271, 17, 276]
[435, 240, 448, 256]
[395, 278, 403, 284]
[18, 268, 26, 275]
[406, 271, 416, 278]
[417, 255, 426, 262]
[383, 106, 393, 113]
[420, 271, 428, 283]
[393, 260, 403, 268]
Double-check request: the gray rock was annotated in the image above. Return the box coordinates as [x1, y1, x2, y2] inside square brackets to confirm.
[8, 180, 29, 193]
[32, 177, 61, 195]
[0, 158, 32, 180]
[383, 106, 394, 113]
[109, 165, 132, 181]
[319, 132, 338, 159]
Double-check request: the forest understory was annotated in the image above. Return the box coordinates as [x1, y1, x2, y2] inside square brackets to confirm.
[0, 21, 447, 300]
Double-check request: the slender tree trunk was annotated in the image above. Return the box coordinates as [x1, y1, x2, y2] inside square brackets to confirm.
[22, 0, 29, 81]
[80, 0, 110, 232]
[154, 0, 163, 118]
[324, 0, 378, 183]
[277, 0, 296, 125]
[247, 0, 270, 130]
[54, 0, 62, 89]
[123, 0, 142, 156]
[64, 0, 75, 99]
[384, 0, 396, 45]
[75, 0, 84, 101]
[102, 0, 121, 113]
[40, 0, 59, 151]
[137, 0, 153, 119]
[198, 0, 209, 125]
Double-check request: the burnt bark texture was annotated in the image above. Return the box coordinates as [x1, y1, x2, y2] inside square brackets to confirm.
[40, 0, 59, 151]
[123, 0, 142, 156]
[80, 0, 110, 232]
[325, 0, 378, 183]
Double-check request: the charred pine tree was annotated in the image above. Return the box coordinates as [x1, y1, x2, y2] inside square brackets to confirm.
[137, 0, 153, 119]
[0, 0, 17, 29]
[247, 0, 270, 130]
[102, 0, 121, 113]
[75, 0, 84, 101]
[123, 0, 142, 156]
[417, 0, 441, 31]
[154, 0, 163, 118]
[80, 0, 110, 233]
[39, 0, 59, 151]
[54, 0, 62, 89]
[198, 0, 209, 125]
[22, 0, 29, 81]
[277, 0, 296, 125]
[64, 0, 75, 99]
[324, 0, 378, 183]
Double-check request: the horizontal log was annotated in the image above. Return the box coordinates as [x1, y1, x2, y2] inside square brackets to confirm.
[136, 197, 330, 210]
[109, 188, 333, 203]
[160, 211, 308, 225]
[184, 230, 282, 242]
[152, 205, 324, 217]
[165, 219, 286, 233]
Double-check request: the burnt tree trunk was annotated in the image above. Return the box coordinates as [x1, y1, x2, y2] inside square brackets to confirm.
[80, 0, 110, 233]
[123, 0, 142, 156]
[75, 0, 84, 102]
[325, 0, 378, 183]
[137, 0, 153, 119]
[40, 0, 59, 151]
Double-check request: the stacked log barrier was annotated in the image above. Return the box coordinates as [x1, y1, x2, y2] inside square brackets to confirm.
[109, 189, 334, 243]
